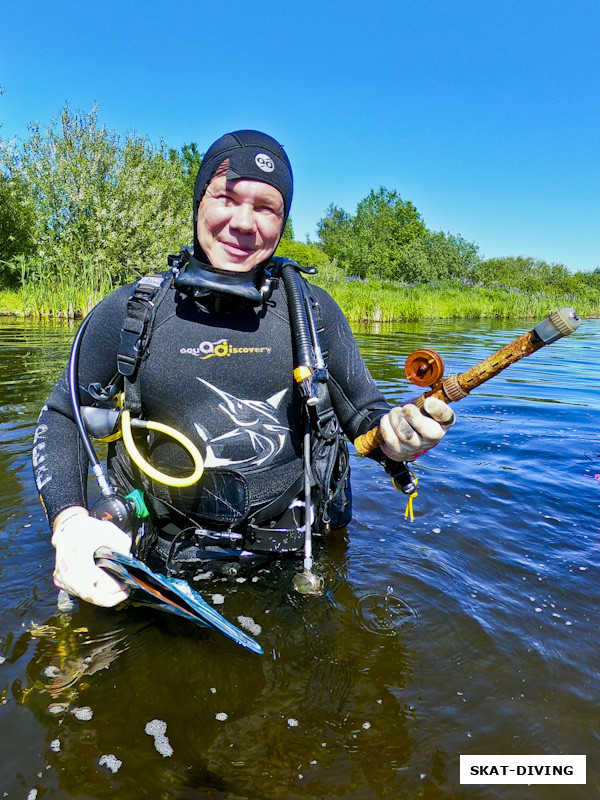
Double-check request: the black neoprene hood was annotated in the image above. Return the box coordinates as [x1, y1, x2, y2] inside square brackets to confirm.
[192, 129, 293, 259]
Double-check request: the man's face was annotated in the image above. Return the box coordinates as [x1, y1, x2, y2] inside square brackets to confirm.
[196, 175, 285, 272]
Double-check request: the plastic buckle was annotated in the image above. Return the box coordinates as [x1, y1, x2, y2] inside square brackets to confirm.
[117, 323, 144, 377]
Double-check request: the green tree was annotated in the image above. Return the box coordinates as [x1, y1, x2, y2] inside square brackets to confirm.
[472, 256, 561, 291]
[317, 203, 352, 265]
[276, 237, 335, 274]
[0, 105, 190, 304]
[350, 188, 427, 279]
[170, 141, 204, 196]
[584, 267, 600, 290]
[317, 187, 478, 282]
[0, 172, 36, 285]
[280, 216, 294, 242]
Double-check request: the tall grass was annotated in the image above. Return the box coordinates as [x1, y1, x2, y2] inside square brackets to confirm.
[310, 277, 599, 321]
[1, 253, 115, 317]
[2, 275, 597, 321]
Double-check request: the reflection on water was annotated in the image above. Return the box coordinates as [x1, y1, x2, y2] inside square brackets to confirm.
[0, 315, 598, 798]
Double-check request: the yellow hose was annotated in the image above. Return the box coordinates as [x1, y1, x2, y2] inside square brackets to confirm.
[120, 409, 204, 488]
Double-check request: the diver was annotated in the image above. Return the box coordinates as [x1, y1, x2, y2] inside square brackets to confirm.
[32, 130, 456, 608]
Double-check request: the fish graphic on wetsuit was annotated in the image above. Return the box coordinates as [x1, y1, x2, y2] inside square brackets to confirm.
[194, 378, 291, 469]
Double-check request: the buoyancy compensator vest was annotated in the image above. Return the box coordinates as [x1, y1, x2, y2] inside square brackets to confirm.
[107, 251, 351, 569]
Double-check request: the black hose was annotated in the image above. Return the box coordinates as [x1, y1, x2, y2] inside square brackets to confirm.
[280, 262, 314, 369]
[68, 311, 116, 498]
[68, 312, 100, 467]
[298, 275, 325, 370]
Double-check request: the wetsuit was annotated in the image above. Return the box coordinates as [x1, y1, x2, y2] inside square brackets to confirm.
[33, 272, 390, 555]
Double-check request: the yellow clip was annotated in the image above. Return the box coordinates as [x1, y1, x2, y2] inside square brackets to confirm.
[293, 365, 312, 383]
[402, 471, 418, 522]
[93, 431, 123, 443]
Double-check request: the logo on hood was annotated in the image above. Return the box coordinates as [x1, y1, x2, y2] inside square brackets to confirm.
[254, 153, 275, 173]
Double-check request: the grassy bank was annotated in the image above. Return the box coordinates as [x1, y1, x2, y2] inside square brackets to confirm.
[0, 287, 104, 319]
[312, 277, 599, 321]
[1, 278, 598, 322]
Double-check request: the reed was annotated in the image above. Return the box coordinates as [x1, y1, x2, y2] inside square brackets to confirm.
[1, 253, 115, 318]
[1, 275, 598, 321]
[310, 278, 599, 321]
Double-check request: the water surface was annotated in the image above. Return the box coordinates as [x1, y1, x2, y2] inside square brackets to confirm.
[0, 315, 598, 799]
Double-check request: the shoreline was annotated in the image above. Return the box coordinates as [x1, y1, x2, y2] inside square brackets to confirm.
[1, 280, 598, 322]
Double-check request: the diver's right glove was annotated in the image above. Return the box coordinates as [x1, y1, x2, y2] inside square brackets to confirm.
[379, 396, 456, 461]
[51, 507, 131, 607]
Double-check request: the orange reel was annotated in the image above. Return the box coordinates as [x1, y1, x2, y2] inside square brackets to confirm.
[404, 348, 445, 388]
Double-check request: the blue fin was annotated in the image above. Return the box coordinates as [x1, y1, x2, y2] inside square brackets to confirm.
[95, 547, 263, 655]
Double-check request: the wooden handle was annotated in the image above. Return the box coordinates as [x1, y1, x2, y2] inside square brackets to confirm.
[414, 329, 543, 408]
[354, 425, 384, 454]
[354, 308, 580, 456]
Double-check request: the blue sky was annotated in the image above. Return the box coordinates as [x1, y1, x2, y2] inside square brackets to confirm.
[2, 0, 598, 271]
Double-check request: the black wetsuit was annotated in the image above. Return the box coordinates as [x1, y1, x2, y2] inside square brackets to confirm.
[33, 274, 390, 551]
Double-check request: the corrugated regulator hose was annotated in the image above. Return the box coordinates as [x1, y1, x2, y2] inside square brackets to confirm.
[280, 261, 314, 376]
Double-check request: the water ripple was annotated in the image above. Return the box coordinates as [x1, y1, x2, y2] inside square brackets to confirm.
[354, 591, 420, 637]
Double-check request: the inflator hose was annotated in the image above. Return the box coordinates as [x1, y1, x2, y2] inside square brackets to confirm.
[280, 262, 314, 369]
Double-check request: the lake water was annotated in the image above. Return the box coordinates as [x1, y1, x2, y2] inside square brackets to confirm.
[0, 314, 597, 799]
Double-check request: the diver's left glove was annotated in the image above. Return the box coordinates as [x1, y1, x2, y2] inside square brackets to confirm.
[379, 396, 456, 461]
[51, 507, 131, 607]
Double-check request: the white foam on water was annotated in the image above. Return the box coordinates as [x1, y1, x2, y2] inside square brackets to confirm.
[145, 719, 173, 757]
[145, 719, 167, 736]
[192, 571, 213, 581]
[237, 615, 261, 636]
[287, 718, 298, 727]
[211, 594, 225, 605]
[99, 754, 122, 773]
[48, 703, 68, 715]
[215, 712, 228, 721]
[72, 706, 93, 721]
[50, 739, 61, 752]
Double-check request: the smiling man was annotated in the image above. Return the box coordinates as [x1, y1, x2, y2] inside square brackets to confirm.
[33, 130, 455, 607]
[196, 171, 284, 272]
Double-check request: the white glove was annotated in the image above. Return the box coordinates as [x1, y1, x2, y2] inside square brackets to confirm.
[379, 396, 456, 462]
[51, 507, 132, 607]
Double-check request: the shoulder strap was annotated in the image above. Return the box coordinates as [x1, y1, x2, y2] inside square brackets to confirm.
[117, 272, 174, 415]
